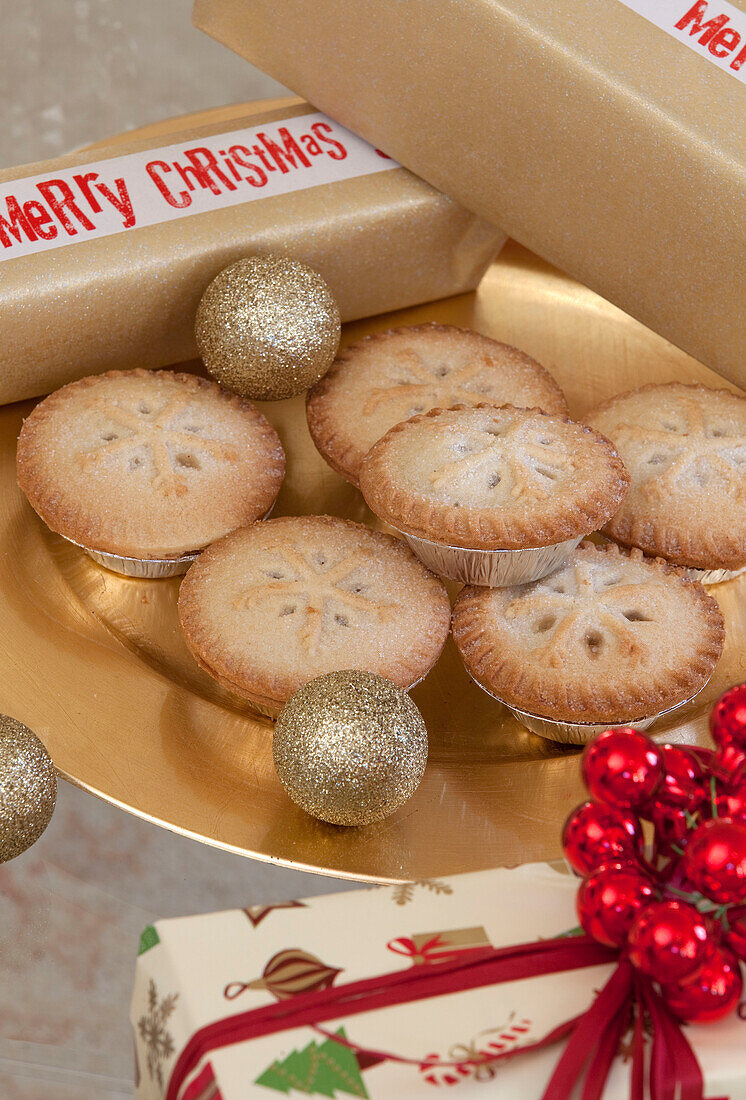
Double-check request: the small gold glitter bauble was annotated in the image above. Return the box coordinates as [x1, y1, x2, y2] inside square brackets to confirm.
[195, 254, 341, 401]
[0, 716, 57, 862]
[273, 670, 428, 827]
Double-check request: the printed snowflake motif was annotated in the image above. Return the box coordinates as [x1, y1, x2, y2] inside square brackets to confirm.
[363, 351, 500, 417]
[391, 880, 454, 906]
[81, 395, 239, 496]
[428, 422, 571, 500]
[506, 560, 665, 668]
[612, 392, 746, 500]
[137, 978, 178, 1089]
[234, 545, 393, 654]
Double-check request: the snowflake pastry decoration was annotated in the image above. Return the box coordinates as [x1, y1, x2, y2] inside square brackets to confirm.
[506, 559, 665, 668]
[81, 394, 239, 496]
[363, 350, 500, 417]
[234, 545, 393, 654]
[611, 392, 746, 501]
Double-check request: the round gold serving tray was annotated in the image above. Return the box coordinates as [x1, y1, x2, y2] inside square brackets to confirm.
[3, 245, 745, 884]
[1, 105, 744, 884]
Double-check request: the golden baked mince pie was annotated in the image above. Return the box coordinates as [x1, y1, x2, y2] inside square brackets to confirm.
[306, 323, 568, 484]
[587, 383, 746, 574]
[178, 515, 451, 717]
[452, 541, 724, 742]
[358, 403, 629, 586]
[16, 370, 285, 565]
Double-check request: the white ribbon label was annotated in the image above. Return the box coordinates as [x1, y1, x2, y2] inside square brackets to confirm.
[618, 0, 746, 81]
[0, 112, 399, 261]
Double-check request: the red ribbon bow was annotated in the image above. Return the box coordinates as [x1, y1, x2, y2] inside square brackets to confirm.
[165, 934, 709, 1100]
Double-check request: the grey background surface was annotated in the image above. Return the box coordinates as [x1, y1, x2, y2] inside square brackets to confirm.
[1, 0, 288, 168]
[0, 5, 357, 1097]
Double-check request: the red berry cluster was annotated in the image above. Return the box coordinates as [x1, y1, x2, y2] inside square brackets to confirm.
[562, 685, 746, 1024]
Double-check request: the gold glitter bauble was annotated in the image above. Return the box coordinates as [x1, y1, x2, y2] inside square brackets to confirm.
[195, 254, 341, 401]
[0, 716, 57, 862]
[273, 670, 428, 827]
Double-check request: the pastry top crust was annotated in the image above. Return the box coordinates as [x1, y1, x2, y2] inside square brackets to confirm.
[306, 323, 569, 485]
[452, 540, 724, 724]
[16, 369, 285, 559]
[177, 515, 451, 707]
[359, 404, 629, 550]
[586, 382, 746, 570]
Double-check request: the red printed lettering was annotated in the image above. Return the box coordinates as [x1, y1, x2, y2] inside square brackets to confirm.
[731, 40, 746, 68]
[0, 196, 36, 247]
[36, 179, 95, 235]
[676, 2, 730, 44]
[709, 24, 741, 54]
[311, 122, 347, 162]
[23, 200, 57, 240]
[228, 145, 268, 188]
[300, 133, 323, 157]
[145, 161, 191, 208]
[257, 128, 312, 173]
[182, 148, 238, 194]
[73, 172, 103, 214]
[251, 145, 277, 173]
[96, 178, 136, 228]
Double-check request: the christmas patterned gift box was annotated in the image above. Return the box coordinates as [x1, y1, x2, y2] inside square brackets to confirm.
[131, 863, 746, 1099]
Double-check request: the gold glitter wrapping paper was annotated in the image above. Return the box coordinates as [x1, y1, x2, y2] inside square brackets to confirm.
[194, 0, 746, 389]
[0, 99, 504, 406]
[0, 715, 56, 861]
[273, 670, 428, 826]
[196, 255, 341, 400]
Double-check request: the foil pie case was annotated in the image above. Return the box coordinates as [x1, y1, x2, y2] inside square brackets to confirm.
[395, 529, 583, 587]
[467, 670, 711, 747]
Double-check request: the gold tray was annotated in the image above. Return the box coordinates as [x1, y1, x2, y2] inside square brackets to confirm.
[2, 242, 745, 884]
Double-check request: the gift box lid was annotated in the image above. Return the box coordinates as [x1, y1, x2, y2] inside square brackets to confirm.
[194, 0, 746, 390]
[132, 863, 746, 1100]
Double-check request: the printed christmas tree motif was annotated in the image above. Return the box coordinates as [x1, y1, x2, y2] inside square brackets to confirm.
[420, 1016, 533, 1087]
[137, 978, 178, 1089]
[505, 559, 667, 669]
[233, 546, 393, 655]
[428, 423, 572, 502]
[610, 392, 746, 501]
[243, 900, 307, 928]
[225, 948, 342, 1002]
[81, 394, 239, 496]
[362, 351, 499, 416]
[255, 1028, 370, 1097]
[391, 880, 454, 906]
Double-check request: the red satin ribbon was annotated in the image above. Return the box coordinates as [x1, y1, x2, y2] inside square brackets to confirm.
[164, 934, 705, 1100]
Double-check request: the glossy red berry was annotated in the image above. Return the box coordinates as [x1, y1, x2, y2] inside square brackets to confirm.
[651, 803, 690, 859]
[711, 743, 746, 785]
[725, 908, 746, 961]
[710, 781, 746, 824]
[581, 729, 662, 811]
[562, 801, 644, 876]
[684, 819, 746, 904]
[576, 864, 656, 947]
[627, 900, 711, 984]
[655, 745, 706, 813]
[661, 946, 743, 1023]
[710, 684, 746, 748]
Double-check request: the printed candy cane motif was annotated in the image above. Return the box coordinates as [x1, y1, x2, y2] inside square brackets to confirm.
[419, 1017, 533, 1087]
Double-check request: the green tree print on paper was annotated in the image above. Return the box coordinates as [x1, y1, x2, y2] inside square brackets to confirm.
[255, 1028, 369, 1097]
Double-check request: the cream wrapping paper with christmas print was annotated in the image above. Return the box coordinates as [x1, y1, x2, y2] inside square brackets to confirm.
[0, 98, 503, 406]
[130, 863, 746, 1099]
